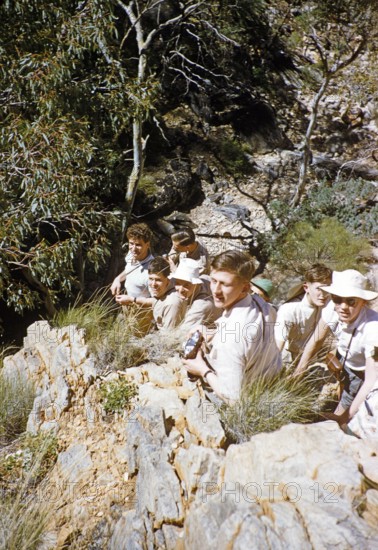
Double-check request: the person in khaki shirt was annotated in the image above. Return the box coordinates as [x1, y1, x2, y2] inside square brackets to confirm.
[274, 264, 332, 364]
[171, 258, 221, 333]
[167, 227, 210, 275]
[116, 256, 186, 330]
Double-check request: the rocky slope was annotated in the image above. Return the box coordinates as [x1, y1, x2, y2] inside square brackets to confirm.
[2, 321, 378, 548]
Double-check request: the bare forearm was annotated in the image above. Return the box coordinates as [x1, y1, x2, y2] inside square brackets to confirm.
[349, 358, 378, 419]
[294, 320, 330, 376]
[135, 296, 155, 308]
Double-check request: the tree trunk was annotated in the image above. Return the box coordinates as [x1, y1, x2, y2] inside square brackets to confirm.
[125, 117, 144, 218]
[291, 76, 330, 207]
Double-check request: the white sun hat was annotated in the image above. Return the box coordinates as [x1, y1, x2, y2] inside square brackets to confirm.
[320, 269, 378, 301]
[169, 258, 203, 285]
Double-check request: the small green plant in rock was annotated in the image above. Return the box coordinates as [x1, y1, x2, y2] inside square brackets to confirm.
[217, 138, 254, 175]
[220, 370, 321, 444]
[138, 174, 158, 196]
[99, 378, 138, 415]
[0, 433, 58, 491]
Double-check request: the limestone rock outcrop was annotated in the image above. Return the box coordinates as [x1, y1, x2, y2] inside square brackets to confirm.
[3, 320, 378, 548]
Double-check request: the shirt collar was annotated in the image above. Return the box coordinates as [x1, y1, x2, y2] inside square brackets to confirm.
[217, 294, 253, 320]
[301, 294, 316, 309]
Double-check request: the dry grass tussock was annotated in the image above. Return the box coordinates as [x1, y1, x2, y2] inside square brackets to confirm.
[0, 369, 35, 446]
[220, 368, 324, 444]
[0, 433, 58, 550]
[53, 289, 183, 373]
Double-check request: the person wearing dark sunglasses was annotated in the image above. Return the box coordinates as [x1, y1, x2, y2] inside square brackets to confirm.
[294, 269, 378, 427]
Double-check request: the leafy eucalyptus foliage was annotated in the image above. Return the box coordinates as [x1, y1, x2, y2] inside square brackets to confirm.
[1, 1, 125, 320]
[1, 0, 290, 329]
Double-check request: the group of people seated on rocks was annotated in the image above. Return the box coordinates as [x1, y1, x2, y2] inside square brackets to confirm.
[110, 222, 378, 436]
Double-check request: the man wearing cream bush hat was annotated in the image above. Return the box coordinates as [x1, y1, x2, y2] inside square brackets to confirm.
[295, 269, 378, 425]
[170, 258, 221, 332]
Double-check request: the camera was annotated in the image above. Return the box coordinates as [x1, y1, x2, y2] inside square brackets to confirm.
[182, 330, 203, 359]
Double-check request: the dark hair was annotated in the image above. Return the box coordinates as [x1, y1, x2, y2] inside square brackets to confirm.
[171, 227, 195, 247]
[304, 264, 332, 284]
[126, 223, 152, 243]
[148, 256, 170, 277]
[211, 250, 255, 282]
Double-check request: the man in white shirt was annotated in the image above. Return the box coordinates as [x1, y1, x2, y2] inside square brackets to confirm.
[182, 250, 281, 402]
[110, 223, 154, 298]
[274, 264, 332, 364]
[294, 269, 378, 425]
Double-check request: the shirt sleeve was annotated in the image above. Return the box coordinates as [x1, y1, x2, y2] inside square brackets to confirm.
[275, 304, 291, 343]
[160, 295, 187, 329]
[363, 321, 378, 360]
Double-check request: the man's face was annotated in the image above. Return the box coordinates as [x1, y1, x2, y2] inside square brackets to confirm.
[332, 295, 366, 324]
[210, 270, 249, 311]
[148, 273, 170, 299]
[128, 237, 150, 262]
[171, 239, 188, 253]
[304, 281, 329, 307]
[175, 279, 195, 301]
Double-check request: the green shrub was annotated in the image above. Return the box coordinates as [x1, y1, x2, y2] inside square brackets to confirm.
[217, 138, 254, 175]
[270, 217, 371, 276]
[0, 433, 58, 490]
[220, 370, 321, 444]
[99, 378, 138, 414]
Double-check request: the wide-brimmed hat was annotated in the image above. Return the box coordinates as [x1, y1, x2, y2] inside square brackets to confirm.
[320, 269, 378, 301]
[251, 278, 274, 298]
[169, 258, 203, 285]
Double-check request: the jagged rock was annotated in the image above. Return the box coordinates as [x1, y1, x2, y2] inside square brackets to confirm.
[360, 456, 378, 486]
[174, 445, 225, 505]
[161, 525, 184, 549]
[3, 321, 99, 433]
[364, 490, 378, 526]
[214, 204, 251, 222]
[293, 491, 378, 549]
[185, 393, 226, 448]
[138, 384, 185, 424]
[141, 363, 179, 388]
[223, 422, 365, 502]
[124, 405, 184, 531]
[109, 510, 147, 550]
[56, 443, 93, 484]
[125, 406, 168, 475]
[183, 495, 264, 550]
[183, 428, 199, 448]
[136, 453, 184, 528]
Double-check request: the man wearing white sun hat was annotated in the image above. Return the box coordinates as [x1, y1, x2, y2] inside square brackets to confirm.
[294, 269, 378, 424]
[171, 258, 221, 332]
